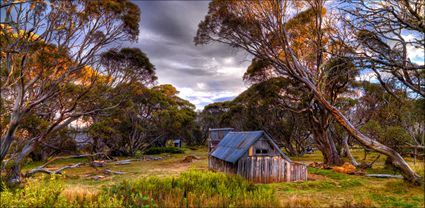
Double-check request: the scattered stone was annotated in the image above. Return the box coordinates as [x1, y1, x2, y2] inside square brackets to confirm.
[91, 175, 105, 180]
[332, 162, 356, 174]
[143, 156, 162, 161]
[163, 154, 171, 159]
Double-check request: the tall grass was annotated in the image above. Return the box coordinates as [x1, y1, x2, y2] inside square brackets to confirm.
[0, 176, 123, 208]
[1, 170, 278, 207]
[106, 169, 279, 207]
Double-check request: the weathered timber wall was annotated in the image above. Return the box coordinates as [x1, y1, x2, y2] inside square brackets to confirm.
[209, 155, 307, 183]
[237, 156, 286, 183]
[287, 162, 308, 182]
[208, 156, 237, 174]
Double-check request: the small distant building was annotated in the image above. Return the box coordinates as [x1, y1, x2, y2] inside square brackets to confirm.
[208, 128, 233, 153]
[70, 129, 93, 150]
[173, 139, 182, 148]
[208, 129, 307, 183]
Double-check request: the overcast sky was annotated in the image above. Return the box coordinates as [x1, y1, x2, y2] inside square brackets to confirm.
[125, 1, 251, 110]
[126, 1, 424, 110]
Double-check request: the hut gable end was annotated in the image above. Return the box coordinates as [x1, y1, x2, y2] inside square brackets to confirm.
[252, 138, 279, 157]
[210, 131, 290, 163]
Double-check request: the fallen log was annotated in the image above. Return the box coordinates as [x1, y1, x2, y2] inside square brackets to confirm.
[90, 160, 106, 168]
[103, 169, 126, 175]
[115, 159, 131, 165]
[38, 153, 109, 169]
[25, 163, 81, 177]
[366, 174, 403, 179]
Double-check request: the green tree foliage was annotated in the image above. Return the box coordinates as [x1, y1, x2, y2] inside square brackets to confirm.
[89, 83, 198, 156]
[355, 82, 424, 153]
[361, 120, 410, 153]
[198, 78, 312, 156]
[101, 48, 157, 85]
[232, 78, 312, 156]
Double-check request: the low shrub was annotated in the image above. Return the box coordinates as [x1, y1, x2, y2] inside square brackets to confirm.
[1, 176, 66, 208]
[106, 169, 279, 207]
[144, 146, 184, 155]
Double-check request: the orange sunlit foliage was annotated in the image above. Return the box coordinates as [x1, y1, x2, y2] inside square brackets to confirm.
[1, 24, 109, 87]
[284, 7, 328, 68]
[0, 23, 42, 42]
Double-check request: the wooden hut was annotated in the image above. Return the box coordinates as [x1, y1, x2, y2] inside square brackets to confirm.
[208, 130, 307, 183]
[173, 139, 182, 148]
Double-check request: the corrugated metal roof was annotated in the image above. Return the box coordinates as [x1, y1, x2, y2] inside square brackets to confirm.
[208, 128, 234, 141]
[211, 131, 264, 163]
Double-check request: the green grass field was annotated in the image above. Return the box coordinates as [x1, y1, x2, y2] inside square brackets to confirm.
[3, 147, 424, 207]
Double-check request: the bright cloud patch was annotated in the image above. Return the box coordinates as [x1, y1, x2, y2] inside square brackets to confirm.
[402, 34, 425, 64]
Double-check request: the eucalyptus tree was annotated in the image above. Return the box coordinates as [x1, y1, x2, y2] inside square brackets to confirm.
[231, 77, 313, 157]
[195, 0, 422, 183]
[0, 0, 141, 184]
[89, 84, 198, 156]
[146, 84, 198, 147]
[340, 0, 424, 98]
[231, 6, 357, 165]
[198, 101, 232, 129]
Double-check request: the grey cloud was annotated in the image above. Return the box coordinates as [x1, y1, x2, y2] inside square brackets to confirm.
[173, 68, 216, 77]
[127, 1, 251, 109]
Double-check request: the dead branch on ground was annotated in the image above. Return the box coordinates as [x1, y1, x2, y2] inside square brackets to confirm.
[24, 163, 81, 177]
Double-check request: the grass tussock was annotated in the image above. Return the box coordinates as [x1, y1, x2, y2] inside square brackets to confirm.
[281, 196, 318, 207]
[61, 186, 99, 204]
[106, 169, 279, 207]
